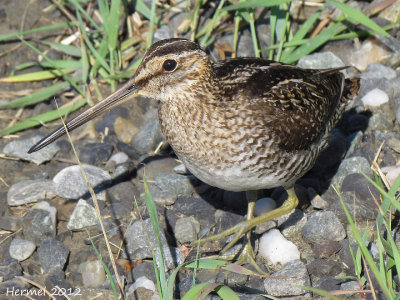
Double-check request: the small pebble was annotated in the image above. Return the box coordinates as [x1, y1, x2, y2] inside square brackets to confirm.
[38, 238, 69, 273]
[67, 199, 99, 230]
[125, 218, 169, 260]
[340, 280, 360, 291]
[0, 215, 22, 232]
[53, 165, 111, 200]
[155, 246, 185, 271]
[264, 260, 310, 296]
[361, 88, 389, 107]
[0, 258, 23, 281]
[174, 216, 200, 243]
[302, 211, 346, 243]
[23, 202, 57, 245]
[127, 276, 155, 294]
[131, 117, 164, 156]
[7, 179, 56, 206]
[254, 197, 276, 217]
[155, 173, 194, 196]
[382, 165, 400, 185]
[3, 133, 60, 165]
[105, 152, 129, 167]
[332, 156, 372, 187]
[9, 238, 36, 261]
[173, 163, 189, 175]
[79, 142, 113, 166]
[258, 229, 300, 265]
[81, 260, 106, 287]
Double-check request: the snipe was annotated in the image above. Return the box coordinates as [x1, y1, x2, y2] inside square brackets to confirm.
[29, 38, 359, 270]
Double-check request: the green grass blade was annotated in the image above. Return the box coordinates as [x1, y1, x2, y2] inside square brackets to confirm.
[282, 22, 344, 64]
[280, 9, 322, 61]
[143, 176, 167, 297]
[38, 60, 82, 69]
[0, 81, 73, 109]
[185, 259, 227, 269]
[0, 99, 87, 136]
[0, 69, 76, 82]
[147, 0, 158, 47]
[215, 285, 241, 300]
[88, 236, 119, 300]
[0, 22, 72, 42]
[182, 282, 218, 300]
[75, 12, 111, 75]
[69, 0, 102, 31]
[336, 188, 393, 299]
[41, 41, 82, 57]
[135, 0, 157, 21]
[107, 0, 122, 51]
[326, 0, 390, 37]
[224, 0, 293, 11]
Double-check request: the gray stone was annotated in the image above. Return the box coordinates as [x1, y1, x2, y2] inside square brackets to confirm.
[106, 181, 139, 203]
[264, 259, 310, 296]
[7, 179, 56, 206]
[81, 260, 106, 287]
[340, 280, 360, 291]
[0, 277, 30, 295]
[332, 156, 372, 187]
[79, 142, 113, 166]
[125, 218, 168, 260]
[44, 269, 74, 297]
[155, 173, 194, 196]
[155, 246, 185, 271]
[67, 199, 99, 230]
[368, 113, 394, 132]
[105, 152, 129, 167]
[280, 209, 307, 238]
[3, 133, 60, 165]
[307, 258, 341, 277]
[137, 156, 180, 181]
[154, 27, 174, 41]
[302, 211, 346, 243]
[38, 238, 69, 273]
[0, 258, 22, 281]
[9, 238, 36, 261]
[166, 196, 216, 230]
[129, 261, 157, 284]
[53, 165, 111, 200]
[361, 63, 396, 80]
[174, 216, 200, 243]
[140, 184, 177, 206]
[23, 203, 57, 245]
[0, 215, 22, 231]
[131, 113, 164, 156]
[297, 52, 346, 71]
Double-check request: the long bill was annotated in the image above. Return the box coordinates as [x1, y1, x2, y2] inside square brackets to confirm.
[28, 79, 139, 153]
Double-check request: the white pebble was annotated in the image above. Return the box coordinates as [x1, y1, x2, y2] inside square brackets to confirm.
[128, 276, 155, 294]
[361, 88, 389, 107]
[258, 229, 300, 265]
[254, 197, 276, 217]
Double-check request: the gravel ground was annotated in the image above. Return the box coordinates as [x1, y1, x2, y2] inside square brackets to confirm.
[1, 0, 400, 299]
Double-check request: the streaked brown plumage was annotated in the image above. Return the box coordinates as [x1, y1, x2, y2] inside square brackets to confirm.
[28, 38, 359, 269]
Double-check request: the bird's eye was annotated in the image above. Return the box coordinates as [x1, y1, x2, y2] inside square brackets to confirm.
[162, 59, 177, 72]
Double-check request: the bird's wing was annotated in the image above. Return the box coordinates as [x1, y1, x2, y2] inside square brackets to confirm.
[214, 59, 347, 151]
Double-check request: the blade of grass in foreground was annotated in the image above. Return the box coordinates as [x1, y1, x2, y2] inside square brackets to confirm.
[326, 0, 390, 37]
[143, 176, 167, 298]
[0, 22, 72, 42]
[0, 81, 77, 109]
[336, 186, 393, 299]
[0, 98, 86, 137]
